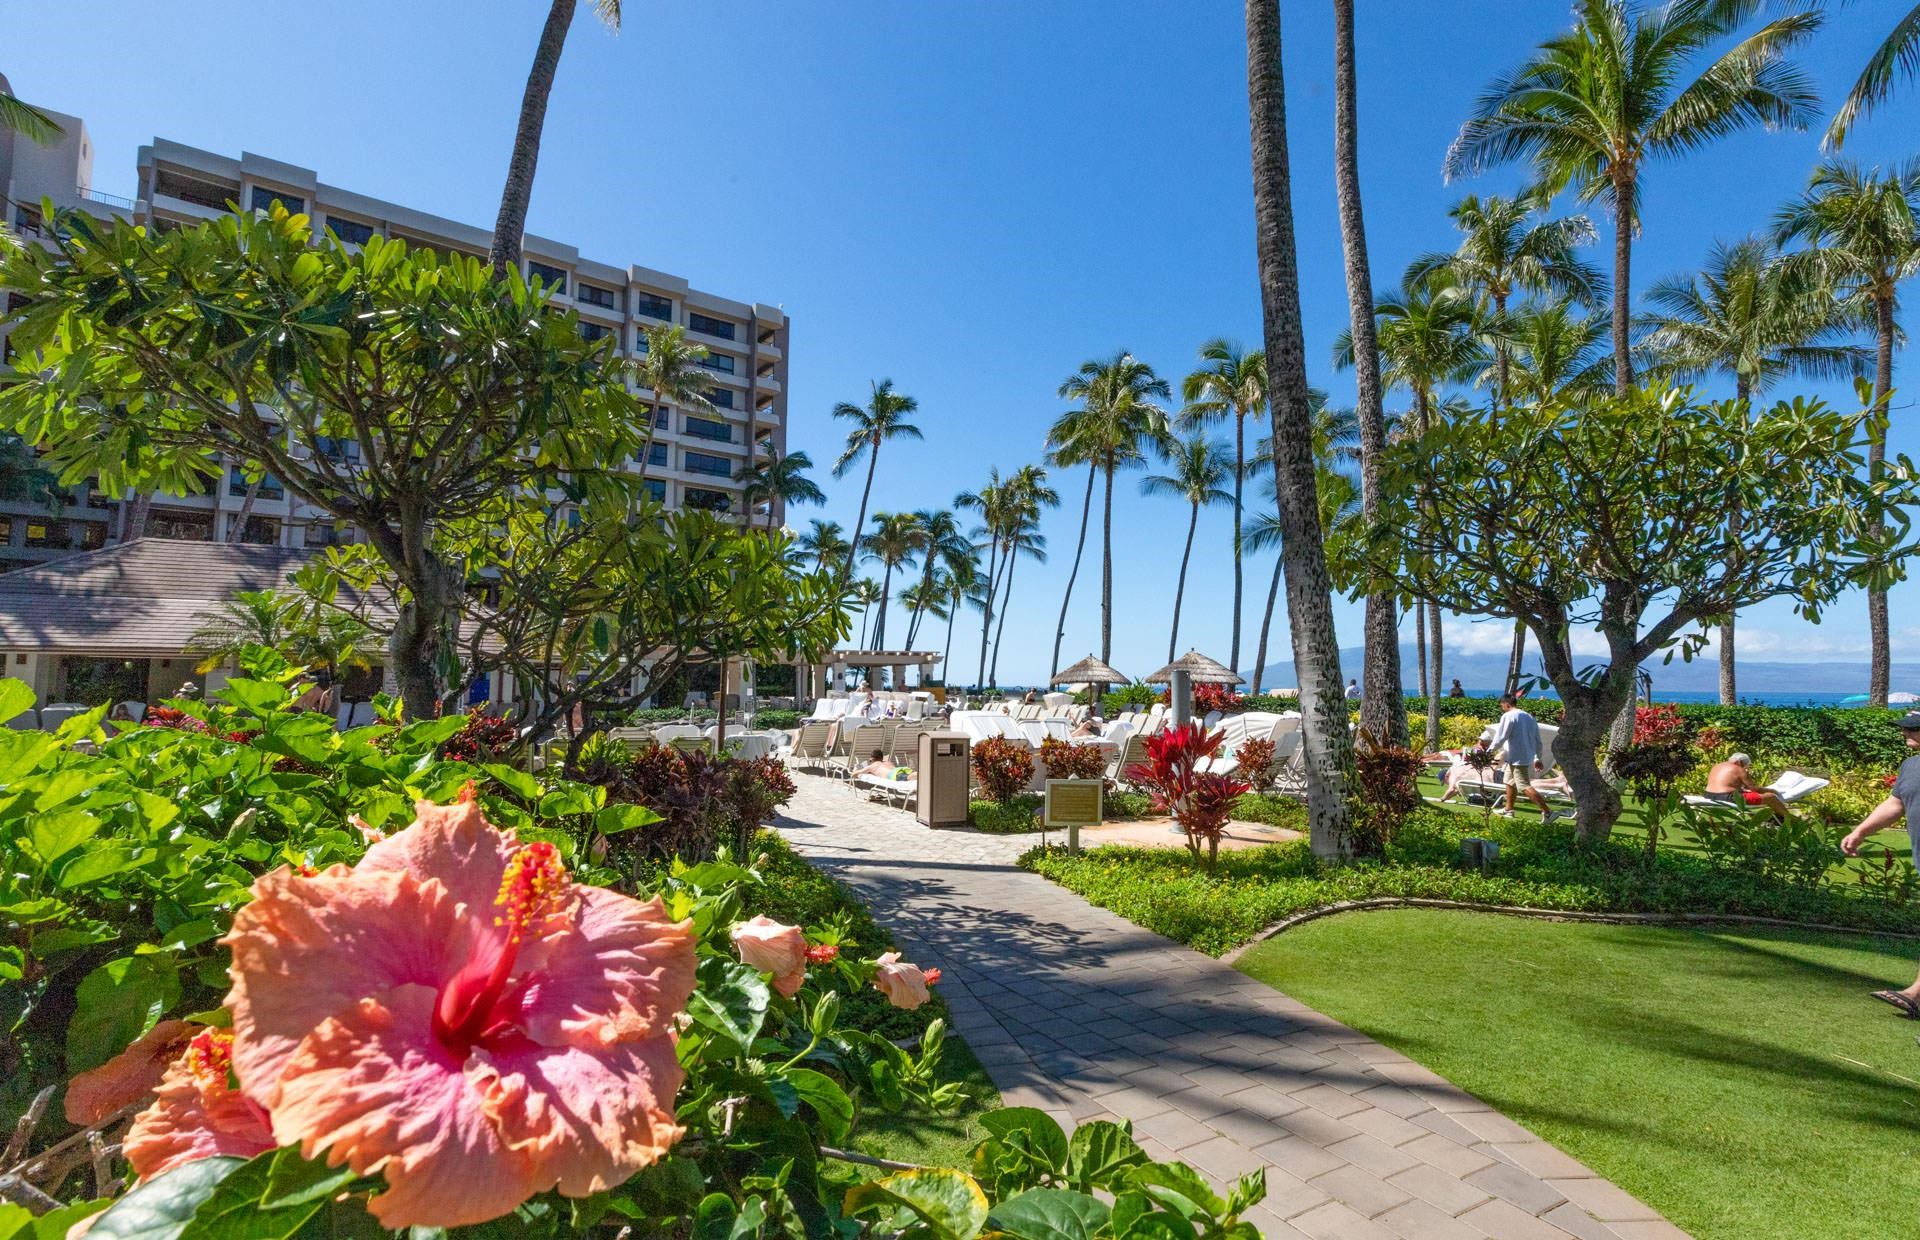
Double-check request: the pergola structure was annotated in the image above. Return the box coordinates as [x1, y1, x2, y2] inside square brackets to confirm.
[786, 649, 943, 700]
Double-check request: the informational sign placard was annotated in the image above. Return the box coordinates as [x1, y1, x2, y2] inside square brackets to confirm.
[1044, 779, 1103, 854]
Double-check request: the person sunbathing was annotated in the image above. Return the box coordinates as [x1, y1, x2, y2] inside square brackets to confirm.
[1703, 752, 1789, 821]
[854, 749, 895, 778]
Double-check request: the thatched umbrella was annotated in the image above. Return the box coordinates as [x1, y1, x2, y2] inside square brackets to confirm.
[1051, 654, 1129, 716]
[1146, 649, 1242, 728]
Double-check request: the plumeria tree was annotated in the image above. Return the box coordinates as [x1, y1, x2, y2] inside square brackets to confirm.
[1366, 384, 1919, 841]
[0, 205, 644, 720]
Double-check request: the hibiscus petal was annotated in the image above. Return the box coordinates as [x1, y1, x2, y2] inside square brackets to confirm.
[65, 1019, 200, 1126]
[356, 793, 519, 916]
[269, 985, 539, 1229]
[511, 889, 696, 1048]
[122, 1047, 275, 1182]
[225, 867, 479, 1112]
[475, 1032, 685, 1198]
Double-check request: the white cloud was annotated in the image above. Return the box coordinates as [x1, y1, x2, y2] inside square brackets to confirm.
[1438, 617, 1607, 657]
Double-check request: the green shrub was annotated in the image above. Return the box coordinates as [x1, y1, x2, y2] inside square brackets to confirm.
[754, 708, 803, 730]
[1230, 793, 1306, 828]
[1022, 807, 1920, 956]
[970, 795, 1040, 833]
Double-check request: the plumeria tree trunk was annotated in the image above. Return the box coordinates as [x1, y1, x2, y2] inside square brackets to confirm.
[490, 0, 577, 276]
[1331, 0, 1407, 746]
[1426, 600, 1443, 753]
[1870, 290, 1895, 707]
[1050, 464, 1097, 682]
[1169, 504, 1199, 662]
[1251, 554, 1283, 695]
[1246, 0, 1354, 856]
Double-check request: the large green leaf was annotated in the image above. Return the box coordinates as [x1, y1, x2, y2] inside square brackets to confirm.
[985, 1188, 1111, 1240]
[782, 1067, 852, 1143]
[594, 802, 662, 836]
[687, 957, 770, 1055]
[0, 676, 33, 725]
[28, 1200, 112, 1240]
[28, 807, 103, 865]
[980, 1107, 1070, 1175]
[1121, 1164, 1222, 1221]
[1065, 1120, 1148, 1192]
[480, 763, 542, 801]
[844, 1169, 989, 1240]
[66, 955, 181, 1072]
[215, 678, 289, 716]
[86, 1157, 245, 1239]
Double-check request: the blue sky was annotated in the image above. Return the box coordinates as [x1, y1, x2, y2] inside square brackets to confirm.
[9, 2, 1918, 688]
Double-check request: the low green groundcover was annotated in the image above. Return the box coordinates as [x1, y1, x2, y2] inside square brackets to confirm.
[1020, 807, 1920, 956]
[1237, 909, 1920, 1240]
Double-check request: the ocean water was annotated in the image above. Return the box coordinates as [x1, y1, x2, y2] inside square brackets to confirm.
[1449, 688, 1873, 708]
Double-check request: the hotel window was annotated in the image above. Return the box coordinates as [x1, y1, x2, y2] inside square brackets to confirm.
[698, 353, 735, 374]
[639, 404, 670, 430]
[314, 435, 361, 463]
[305, 522, 351, 547]
[229, 469, 285, 500]
[527, 261, 569, 294]
[238, 516, 281, 546]
[79, 522, 107, 550]
[155, 169, 236, 210]
[683, 487, 732, 513]
[326, 216, 375, 246]
[23, 519, 66, 549]
[688, 312, 736, 341]
[685, 416, 731, 443]
[684, 451, 734, 478]
[250, 186, 305, 215]
[634, 291, 673, 320]
[647, 442, 669, 468]
[642, 479, 666, 503]
[707, 388, 735, 410]
[0, 516, 11, 544]
[578, 321, 613, 342]
[578, 283, 619, 310]
[149, 509, 215, 542]
[632, 330, 650, 354]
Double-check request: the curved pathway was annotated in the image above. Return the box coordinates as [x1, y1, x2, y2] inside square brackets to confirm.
[775, 772, 1686, 1240]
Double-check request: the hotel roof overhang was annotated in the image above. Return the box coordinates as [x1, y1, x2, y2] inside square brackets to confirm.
[802, 650, 942, 668]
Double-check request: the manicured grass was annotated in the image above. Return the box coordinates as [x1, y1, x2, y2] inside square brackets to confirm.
[1022, 808, 1920, 956]
[1237, 909, 1920, 1240]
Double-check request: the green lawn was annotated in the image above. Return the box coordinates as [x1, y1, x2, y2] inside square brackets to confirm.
[1237, 909, 1920, 1240]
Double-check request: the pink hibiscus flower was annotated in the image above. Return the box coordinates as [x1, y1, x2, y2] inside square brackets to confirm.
[65, 1019, 203, 1127]
[222, 788, 697, 1229]
[872, 952, 934, 1011]
[731, 916, 807, 997]
[123, 1029, 275, 1180]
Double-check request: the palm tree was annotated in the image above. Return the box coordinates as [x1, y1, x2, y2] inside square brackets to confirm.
[1408, 188, 1604, 408]
[940, 553, 982, 692]
[1827, 5, 1920, 149]
[1055, 353, 1172, 687]
[1448, 0, 1822, 396]
[1639, 235, 1867, 702]
[1141, 437, 1232, 662]
[1504, 299, 1613, 405]
[831, 379, 922, 584]
[1246, 0, 1354, 856]
[797, 519, 850, 574]
[489, 1, 623, 275]
[860, 512, 921, 657]
[848, 579, 883, 649]
[1776, 158, 1920, 706]
[0, 90, 60, 144]
[1247, 401, 1358, 696]
[1328, 0, 1406, 745]
[1335, 274, 1485, 750]
[1180, 341, 1266, 677]
[904, 509, 970, 649]
[989, 465, 1057, 686]
[1043, 403, 1099, 685]
[737, 448, 825, 531]
[633, 324, 715, 480]
[899, 576, 950, 682]
[955, 472, 1009, 690]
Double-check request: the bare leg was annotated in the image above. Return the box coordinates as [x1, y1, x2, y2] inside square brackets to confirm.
[1503, 782, 1517, 813]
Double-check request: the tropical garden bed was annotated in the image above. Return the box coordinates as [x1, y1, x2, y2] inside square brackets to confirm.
[1237, 908, 1920, 1240]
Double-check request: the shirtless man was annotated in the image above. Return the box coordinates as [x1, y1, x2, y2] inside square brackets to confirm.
[1703, 752, 1787, 821]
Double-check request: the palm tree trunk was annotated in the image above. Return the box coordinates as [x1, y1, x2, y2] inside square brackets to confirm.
[1721, 375, 1751, 705]
[1170, 505, 1199, 662]
[976, 539, 1000, 690]
[1050, 463, 1098, 682]
[844, 446, 879, 584]
[942, 594, 959, 691]
[1251, 551, 1283, 695]
[1331, 0, 1406, 748]
[1230, 415, 1244, 675]
[1870, 291, 1894, 707]
[226, 474, 264, 545]
[1101, 455, 1116, 665]
[990, 546, 1020, 687]
[1426, 600, 1443, 753]
[1247, 0, 1354, 856]
[873, 564, 895, 650]
[1415, 606, 1428, 700]
[1611, 170, 1634, 397]
[490, 0, 577, 276]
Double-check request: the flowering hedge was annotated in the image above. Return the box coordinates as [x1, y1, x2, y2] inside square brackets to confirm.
[1, 649, 1269, 1237]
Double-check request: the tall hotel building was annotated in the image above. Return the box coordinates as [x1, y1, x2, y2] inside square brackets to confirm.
[0, 89, 791, 571]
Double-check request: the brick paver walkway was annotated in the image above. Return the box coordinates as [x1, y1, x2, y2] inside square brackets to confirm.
[775, 771, 1687, 1240]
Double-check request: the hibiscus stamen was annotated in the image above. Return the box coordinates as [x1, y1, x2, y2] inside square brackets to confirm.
[184, 1029, 235, 1084]
[434, 843, 572, 1057]
[494, 842, 568, 944]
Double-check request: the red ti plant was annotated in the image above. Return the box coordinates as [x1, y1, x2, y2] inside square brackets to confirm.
[1124, 723, 1251, 873]
[1236, 737, 1277, 794]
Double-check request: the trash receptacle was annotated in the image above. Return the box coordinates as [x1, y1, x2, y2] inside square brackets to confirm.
[916, 731, 970, 827]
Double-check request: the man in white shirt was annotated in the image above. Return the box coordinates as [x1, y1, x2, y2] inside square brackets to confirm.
[1488, 693, 1552, 818]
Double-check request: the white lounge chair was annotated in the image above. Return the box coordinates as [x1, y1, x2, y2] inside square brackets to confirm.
[790, 722, 832, 772]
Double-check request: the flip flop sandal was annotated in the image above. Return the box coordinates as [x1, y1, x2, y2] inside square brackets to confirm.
[1870, 990, 1920, 1019]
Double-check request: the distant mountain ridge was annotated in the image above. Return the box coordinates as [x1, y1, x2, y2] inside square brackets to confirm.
[1252, 645, 1920, 696]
